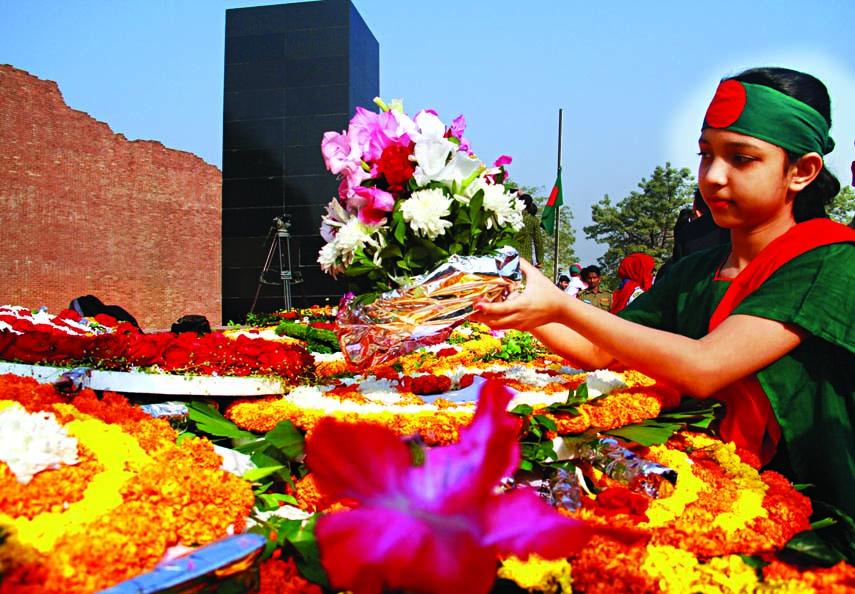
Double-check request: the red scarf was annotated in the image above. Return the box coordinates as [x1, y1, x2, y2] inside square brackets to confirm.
[611, 253, 655, 314]
[709, 219, 855, 463]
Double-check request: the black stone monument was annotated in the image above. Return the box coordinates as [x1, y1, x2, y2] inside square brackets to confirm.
[222, 0, 379, 323]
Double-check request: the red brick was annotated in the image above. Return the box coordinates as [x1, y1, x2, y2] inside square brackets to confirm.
[0, 65, 222, 330]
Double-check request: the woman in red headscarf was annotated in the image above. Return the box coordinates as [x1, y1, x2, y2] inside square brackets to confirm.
[610, 253, 655, 314]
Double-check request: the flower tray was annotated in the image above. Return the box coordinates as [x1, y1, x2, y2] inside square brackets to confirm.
[0, 361, 287, 397]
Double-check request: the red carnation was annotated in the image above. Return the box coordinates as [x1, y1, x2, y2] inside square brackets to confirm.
[402, 374, 452, 396]
[377, 144, 415, 189]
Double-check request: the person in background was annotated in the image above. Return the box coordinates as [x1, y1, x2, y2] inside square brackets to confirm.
[557, 275, 571, 291]
[517, 193, 544, 268]
[565, 264, 587, 297]
[657, 187, 731, 281]
[475, 66, 855, 516]
[611, 253, 656, 314]
[575, 265, 612, 311]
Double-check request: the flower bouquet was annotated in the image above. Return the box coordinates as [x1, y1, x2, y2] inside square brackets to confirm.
[318, 98, 524, 368]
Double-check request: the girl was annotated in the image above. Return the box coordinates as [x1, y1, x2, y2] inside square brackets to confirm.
[475, 67, 855, 517]
[610, 253, 655, 314]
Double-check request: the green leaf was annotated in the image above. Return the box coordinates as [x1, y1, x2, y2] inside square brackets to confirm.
[533, 414, 557, 432]
[256, 492, 298, 509]
[242, 465, 287, 482]
[264, 420, 306, 460]
[604, 422, 682, 446]
[782, 530, 845, 567]
[510, 404, 534, 417]
[188, 401, 257, 440]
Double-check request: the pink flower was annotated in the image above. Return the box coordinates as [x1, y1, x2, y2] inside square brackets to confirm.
[493, 155, 513, 167]
[306, 380, 594, 594]
[350, 186, 395, 226]
[321, 131, 362, 176]
[348, 107, 411, 163]
[449, 114, 466, 139]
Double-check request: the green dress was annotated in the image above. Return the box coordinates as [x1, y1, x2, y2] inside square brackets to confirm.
[619, 243, 855, 517]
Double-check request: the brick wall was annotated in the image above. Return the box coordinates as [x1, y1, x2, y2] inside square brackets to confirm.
[0, 65, 222, 330]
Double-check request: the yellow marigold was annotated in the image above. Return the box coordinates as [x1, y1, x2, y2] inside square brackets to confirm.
[314, 359, 350, 378]
[707, 441, 768, 533]
[642, 545, 761, 594]
[2, 417, 151, 553]
[497, 554, 574, 594]
[641, 444, 702, 527]
[763, 559, 855, 593]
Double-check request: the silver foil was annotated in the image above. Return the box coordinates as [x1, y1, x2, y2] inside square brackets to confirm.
[566, 436, 677, 499]
[336, 246, 523, 369]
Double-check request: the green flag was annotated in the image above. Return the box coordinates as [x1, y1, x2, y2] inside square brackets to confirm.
[541, 172, 563, 233]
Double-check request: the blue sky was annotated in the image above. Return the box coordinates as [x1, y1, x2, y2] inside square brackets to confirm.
[2, 0, 853, 264]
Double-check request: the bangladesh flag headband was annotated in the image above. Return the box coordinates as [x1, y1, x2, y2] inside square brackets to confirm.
[703, 79, 835, 156]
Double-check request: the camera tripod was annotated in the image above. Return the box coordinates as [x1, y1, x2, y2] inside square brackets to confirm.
[249, 215, 302, 314]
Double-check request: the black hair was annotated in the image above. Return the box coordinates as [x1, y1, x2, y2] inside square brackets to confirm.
[558, 274, 570, 282]
[586, 265, 602, 276]
[692, 186, 711, 215]
[674, 208, 694, 238]
[520, 193, 538, 216]
[728, 67, 840, 222]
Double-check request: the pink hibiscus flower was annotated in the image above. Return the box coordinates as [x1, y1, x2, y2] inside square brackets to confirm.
[306, 380, 595, 594]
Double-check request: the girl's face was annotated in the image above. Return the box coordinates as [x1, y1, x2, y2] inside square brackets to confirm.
[697, 128, 796, 231]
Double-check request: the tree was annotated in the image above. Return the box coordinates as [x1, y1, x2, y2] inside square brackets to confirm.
[828, 185, 855, 225]
[509, 183, 576, 280]
[583, 163, 695, 284]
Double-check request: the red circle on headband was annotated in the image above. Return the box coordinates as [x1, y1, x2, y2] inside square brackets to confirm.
[704, 80, 747, 128]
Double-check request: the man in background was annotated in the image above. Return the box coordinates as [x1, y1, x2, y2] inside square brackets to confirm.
[576, 265, 612, 311]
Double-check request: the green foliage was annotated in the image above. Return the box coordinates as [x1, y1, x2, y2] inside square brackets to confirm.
[584, 163, 696, 283]
[343, 184, 522, 295]
[478, 330, 549, 363]
[274, 321, 339, 354]
[603, 397, 722, 446]
[828, 185, 855, 225]
[782, 501, 855, 567]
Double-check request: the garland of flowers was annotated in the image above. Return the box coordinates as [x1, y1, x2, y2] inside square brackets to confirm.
[0, 305, 315, 381]
[0, 374, 255, 594]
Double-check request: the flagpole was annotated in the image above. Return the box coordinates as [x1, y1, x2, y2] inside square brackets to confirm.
[552, 109, 563, 283]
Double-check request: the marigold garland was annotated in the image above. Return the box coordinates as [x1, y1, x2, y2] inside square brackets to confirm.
[0, 375, 255, 594]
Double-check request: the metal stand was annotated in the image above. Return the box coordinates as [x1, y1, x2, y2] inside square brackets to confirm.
[249, 215, 300, 314]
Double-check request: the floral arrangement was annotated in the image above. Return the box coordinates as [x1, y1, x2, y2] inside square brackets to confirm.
[0, 374, 255, 593]
[4, 311, 855, 593]
[318, 98, 524, 297]
[0, 305, 315, 381]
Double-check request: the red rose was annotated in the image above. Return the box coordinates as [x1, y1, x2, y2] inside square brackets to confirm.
[377, 144, 415, 188]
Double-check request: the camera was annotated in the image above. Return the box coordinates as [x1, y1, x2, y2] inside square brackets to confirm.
[273, 214, 291, 234]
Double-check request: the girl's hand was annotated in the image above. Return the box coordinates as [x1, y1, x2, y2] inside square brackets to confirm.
[473, 259, 568, 331]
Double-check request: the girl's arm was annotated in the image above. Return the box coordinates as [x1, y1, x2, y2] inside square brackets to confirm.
[475, 260, 807, 397]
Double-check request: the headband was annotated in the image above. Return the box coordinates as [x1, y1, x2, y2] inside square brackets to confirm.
[702, 80, 835, 156]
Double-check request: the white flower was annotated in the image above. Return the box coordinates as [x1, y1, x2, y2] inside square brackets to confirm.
[411, 111, 456, 186]
[585, 369, 629, 397]
[318, 241, 342, 274]
[481, 183, 524, 230]
[432, 151, 483, 192]
[401, 188, 453, 240]
[0, 403, 79, 484]
[317, 217, 384, 274]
